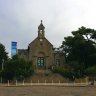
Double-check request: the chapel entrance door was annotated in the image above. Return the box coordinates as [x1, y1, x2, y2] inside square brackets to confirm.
[37, 57, 44, 67]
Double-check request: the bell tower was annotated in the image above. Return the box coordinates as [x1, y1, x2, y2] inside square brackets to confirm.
[38, 20, 45, 40]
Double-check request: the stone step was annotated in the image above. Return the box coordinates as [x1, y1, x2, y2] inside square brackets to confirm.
[35, 69, 51, 75]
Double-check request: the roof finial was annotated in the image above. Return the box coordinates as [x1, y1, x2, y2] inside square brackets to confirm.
[38, 20, 45, 30]
[41, 20, 42, 23]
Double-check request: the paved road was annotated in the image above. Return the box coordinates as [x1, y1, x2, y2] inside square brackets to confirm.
[0, 86, 96, 96]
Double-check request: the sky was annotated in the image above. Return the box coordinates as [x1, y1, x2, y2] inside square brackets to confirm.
[0, 0, 96, 57]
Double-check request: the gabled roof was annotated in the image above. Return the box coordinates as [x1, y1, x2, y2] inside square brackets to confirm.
[29, 37, 53, 47]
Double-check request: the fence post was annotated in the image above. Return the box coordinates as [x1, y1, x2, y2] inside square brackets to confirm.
[59, 80, 60, 85]
[38, 80, 39, 85]
[73, 81, 75, 86]
[16, 80, 17, 86]
[52, 80, 53, 85]
[86, 77, 88, 85]
[67, 82, 69, 86]
[80, 79, 82, 86]
[45, 80, 46, 85]
[23, 80, 24, 85]
[8, 80, 9, 86]
[31, 80, 32, 85]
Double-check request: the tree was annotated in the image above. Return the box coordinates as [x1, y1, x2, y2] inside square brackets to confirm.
[85, 66, 96, 84]
[0, 43, 8, 70]
[0, 43, 8, 82]
[53, 66, 81, 81]
[61, 26, 96, 79]
[0, 43, 8, 62]
[85, 66, 96, 77]
[72, 26, 96, 41]
[1, 55, 34, 81]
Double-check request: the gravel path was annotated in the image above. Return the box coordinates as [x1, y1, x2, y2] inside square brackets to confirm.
[0, 86, 96, 96]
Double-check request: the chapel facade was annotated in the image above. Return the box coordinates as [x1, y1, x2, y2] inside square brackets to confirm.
[18, 21, 65, 69]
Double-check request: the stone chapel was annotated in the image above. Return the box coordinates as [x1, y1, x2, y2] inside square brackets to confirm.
[18, 21, 65, 69]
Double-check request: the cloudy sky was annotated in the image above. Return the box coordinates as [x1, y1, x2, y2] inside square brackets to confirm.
[0, 0, 96, 56]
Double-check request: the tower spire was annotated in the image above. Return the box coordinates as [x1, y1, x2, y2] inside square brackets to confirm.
[38, 20, 45, 30]
[38, 20, 45, 38]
